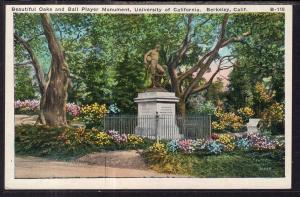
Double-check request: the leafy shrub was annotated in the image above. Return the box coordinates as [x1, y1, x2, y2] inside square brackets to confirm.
[254, 81, 285, 135]
[143, 141, 187, 174]
[212, 106, 255, 133]
[260, 102, 284, 135]
[196, 101, 216, 115]
[212, 107, 244, 132]
[237, 106, 255, 123]
[15, 66, 38, 101]
[16, 125, 74, 157]
[255, 82, 275, 104]
[15, 125, 149, 159]
[79, 103, 108, 129]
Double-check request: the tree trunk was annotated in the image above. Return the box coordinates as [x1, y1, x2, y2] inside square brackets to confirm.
[178, 98, 187, 117]
[39, 14, 70, 126]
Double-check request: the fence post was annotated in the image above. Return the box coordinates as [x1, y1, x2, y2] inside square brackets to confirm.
[155, 112, 159, 140]
[208, 114, 211, 137]
[103, 115, 106, 131]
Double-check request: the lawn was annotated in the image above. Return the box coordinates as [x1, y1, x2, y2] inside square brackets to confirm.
[188, 152, 284, 177]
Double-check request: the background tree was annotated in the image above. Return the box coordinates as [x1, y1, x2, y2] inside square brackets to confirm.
[113, 52, 144, 113]
[226, 13, 285, 114]
[14, 66, 38, 100]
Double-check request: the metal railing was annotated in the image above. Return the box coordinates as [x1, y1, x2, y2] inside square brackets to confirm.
[103, 114, 211, 139]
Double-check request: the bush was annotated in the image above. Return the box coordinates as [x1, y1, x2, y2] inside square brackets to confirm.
[15, 125, 150, 159]
[237, 106, 255, 123]
[79, 103, 108, 129]
[142, 141, 188, 174]
[212, 108, 244, 132]
[260, 102, 284, 135]
[196, 101, 216, 115]
[212, 106, 254, 133]
[14, 100, 40, 115]
[15, 100, 81, 120]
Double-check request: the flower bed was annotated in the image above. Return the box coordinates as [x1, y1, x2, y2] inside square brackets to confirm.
[15, 125, 150, 159]
[15, 123, 285, 177]
[160, 133, 284, 155]
[142, 133, 285, 176]
[14, 100, 40, 115]
[15, 100, 81, 119]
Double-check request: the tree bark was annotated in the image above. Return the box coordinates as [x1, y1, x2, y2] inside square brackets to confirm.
[40, 13, 70, 126]
[15, 14, 71, 127]
[178, 98, 187, 117]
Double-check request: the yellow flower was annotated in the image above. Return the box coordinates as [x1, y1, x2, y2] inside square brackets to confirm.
[128, 134, 143, 144]
[95, 132, 112, 146]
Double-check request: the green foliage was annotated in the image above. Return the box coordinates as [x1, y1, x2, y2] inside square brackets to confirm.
[142, 141, 284, 177]
[195, 101, 216, 115]
[14, 13, 285, 115]
[226, 13, 284, 112]
[212, 107, 253, 133]
[14, 66, 38, 100]
[142, 141, 189, 174]
[191, 151, 284, 177]
[205, 78, 226, 103]
[79, 103, 108, 129]
[113, 52, 145, 113]
[260, 102, 285, 135]
[16, 124, 284, 177]
[15, 125, 151, 160]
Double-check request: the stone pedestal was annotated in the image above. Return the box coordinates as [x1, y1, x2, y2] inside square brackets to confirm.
[134, 91, 182, 140]
[246, 118, 261, 134]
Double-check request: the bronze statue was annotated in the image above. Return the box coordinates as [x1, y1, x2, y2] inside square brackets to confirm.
[144, 44, 167, 88]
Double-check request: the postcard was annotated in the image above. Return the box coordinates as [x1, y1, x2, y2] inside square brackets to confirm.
[5, 4, 292, 189]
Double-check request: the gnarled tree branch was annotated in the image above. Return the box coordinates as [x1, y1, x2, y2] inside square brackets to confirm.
[14, 60, 32, 67]
[191, 56, 235, 94]
[177, 30, 250, 83]
[182, 14, 229, 101]
[14, 33, 46, 94]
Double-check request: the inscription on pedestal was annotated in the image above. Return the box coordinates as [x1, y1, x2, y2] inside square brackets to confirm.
[158, 103, 175, 116]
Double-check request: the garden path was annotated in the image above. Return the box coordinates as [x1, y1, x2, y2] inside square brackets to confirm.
[15, 155, 182, 178]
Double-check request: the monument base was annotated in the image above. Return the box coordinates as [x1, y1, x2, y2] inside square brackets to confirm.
[134, 91, 183, 140]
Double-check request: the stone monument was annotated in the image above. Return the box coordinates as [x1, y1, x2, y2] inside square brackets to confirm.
[134, 91, 182, 140]
[246, 118, 261, 134]
[134, 44, 182, 140]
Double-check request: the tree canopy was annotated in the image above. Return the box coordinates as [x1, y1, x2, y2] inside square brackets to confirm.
[14, 13, 285, 116]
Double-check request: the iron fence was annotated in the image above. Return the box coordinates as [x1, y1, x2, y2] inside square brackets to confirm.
[103, 114, 211, 139]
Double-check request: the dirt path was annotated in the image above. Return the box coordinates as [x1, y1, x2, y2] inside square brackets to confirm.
[15, 155, 182, 178]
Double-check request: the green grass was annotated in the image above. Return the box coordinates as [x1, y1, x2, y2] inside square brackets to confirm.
[142, 150, 284, 177]
[188, 152, 284, 177]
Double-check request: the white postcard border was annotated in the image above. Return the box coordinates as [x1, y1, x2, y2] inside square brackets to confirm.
[5, 4, 293, 190]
